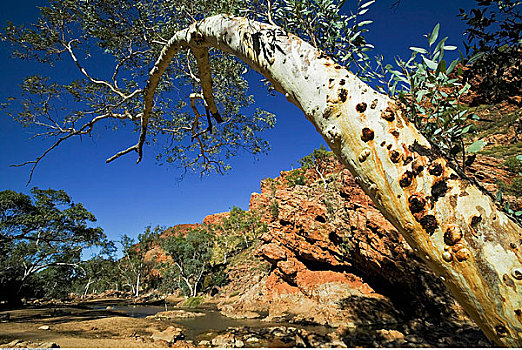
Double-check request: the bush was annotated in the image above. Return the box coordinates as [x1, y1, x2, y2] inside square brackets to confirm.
[285, 169, 306, 187]
[269, 199, 279, 220]
[183, 296, 204, 308]
[508, 178, 522, 197]
[298, 145, 333, 169]
[458, 0, 521, 105]
[504, 156, 522, 174]
[499, 177, 522, 198]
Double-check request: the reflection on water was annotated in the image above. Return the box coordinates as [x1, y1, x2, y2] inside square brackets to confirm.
[92, 303, 333, 339]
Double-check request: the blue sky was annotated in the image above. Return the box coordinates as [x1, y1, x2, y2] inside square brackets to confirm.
[0, 0, 476, 245]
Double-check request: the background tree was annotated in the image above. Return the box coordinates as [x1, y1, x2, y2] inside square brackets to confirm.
[0, 188, 110, 305]
[119, 225, 161, 297]
[75, 255, 121, 298]
[299, 145, 334, 188]
[161, 228, 214, 297]
[212, 206, 267, 264]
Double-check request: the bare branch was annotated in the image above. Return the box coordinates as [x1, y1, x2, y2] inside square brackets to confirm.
[13, 112, 134, 183]
[267, 0, 276, 26]
[193, 133, 223, 175]
[64, 40, 141, 100]
[105, 144, 139, 163]
[189, 92, 203, 140]
[187, 49, 201, 83]
[136, 30, 193, 164]
[13, 133, 77, 185]
[112, 43, 151, 89]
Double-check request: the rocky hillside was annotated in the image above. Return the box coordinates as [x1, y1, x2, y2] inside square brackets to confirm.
[218, 156, 469, 333]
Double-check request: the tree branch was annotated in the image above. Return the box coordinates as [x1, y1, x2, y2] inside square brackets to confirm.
[191, 47, 223, 123]
[64, 40, 140, 100]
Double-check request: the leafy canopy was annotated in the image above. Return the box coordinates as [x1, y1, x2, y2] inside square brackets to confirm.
[0, 188, 110, 303]
[161, 227, 215, 296]
[2, 0, 374, 178]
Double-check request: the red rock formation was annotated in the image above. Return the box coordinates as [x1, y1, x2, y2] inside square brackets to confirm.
[219, 156, 466, 327]
[202, 212, 230, 226]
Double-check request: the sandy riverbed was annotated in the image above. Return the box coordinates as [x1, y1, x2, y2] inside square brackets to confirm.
[0, 300, 181, 348]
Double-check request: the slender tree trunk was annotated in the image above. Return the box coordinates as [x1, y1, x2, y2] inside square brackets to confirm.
[315, 164, 328, 189]
[83, 278, 93, 298]
[183, 276, 193, 297]
[145, 15, 522, 346]
[135, 273, 140, 297]
[192, 283, 198, 298]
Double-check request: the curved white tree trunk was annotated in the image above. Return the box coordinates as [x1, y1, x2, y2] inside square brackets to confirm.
[144, 15, 522, 346]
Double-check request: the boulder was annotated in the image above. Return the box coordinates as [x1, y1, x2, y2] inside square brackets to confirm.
[147, 310, 204, 320]
[4, 339, 21, 347]
[211, 333, 244, 348]
[376, 329, 405, 343]
[197, 340, 211, 347]
[39, 342, 60, 348]
[151, 326, 184, 343]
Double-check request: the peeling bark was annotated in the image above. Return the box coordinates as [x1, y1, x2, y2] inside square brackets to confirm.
[143, 15, 522, 346]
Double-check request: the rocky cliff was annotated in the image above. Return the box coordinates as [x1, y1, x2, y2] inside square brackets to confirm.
[219, 157, 464, 328]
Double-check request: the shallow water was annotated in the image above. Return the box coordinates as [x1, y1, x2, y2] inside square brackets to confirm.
[92, 303, 333, 339]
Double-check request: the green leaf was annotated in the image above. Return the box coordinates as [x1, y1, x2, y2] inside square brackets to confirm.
[433, 37, 448, 54]
[444, 45, 457, 51]
[447, 58, 460, 74]
[496, 189, 503, 202]
[423, 56, 438, 70]
[461, 125, 472, 134]
[359, 0, 375, 9]
[467, 140, 486, 154]
[468, 52, 485, 64]
[410, 47, 428, 54]
[357, 20, 373, 27]
[459, 83, 471, 95]
[436, 60, 447, 74]
[429, 23, 440, 46]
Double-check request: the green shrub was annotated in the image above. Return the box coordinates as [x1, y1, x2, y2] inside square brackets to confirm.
[269, 199, 279, 220]
[183, 296, 204, 308]
[504, 156, 522, 174]
[499, 177, 522, 198]
[508, 178, 522, 197]
[298, 145, 333, 169]
[285, 169, 306, 187]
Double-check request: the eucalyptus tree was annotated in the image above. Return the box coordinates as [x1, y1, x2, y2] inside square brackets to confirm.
[161, 228, 214, 297]
[119, 225, 161, 297]
[0, 188, 109, 304]
[2, 0, 522, 345]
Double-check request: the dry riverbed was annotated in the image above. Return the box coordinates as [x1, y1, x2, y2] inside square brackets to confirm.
[0, 299, 194, 348]
[0, 298, 494, 348]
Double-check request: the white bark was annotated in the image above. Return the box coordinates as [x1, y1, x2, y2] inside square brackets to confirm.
[135, 273, 140, 297]
[143, 15, 522, 346]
